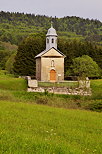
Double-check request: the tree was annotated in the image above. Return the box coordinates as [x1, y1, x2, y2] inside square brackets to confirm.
[5, 52, 16, 74]
[0, 41, 17, 70]
[70, 55, 100, 78]
[13, 34, 45, 76]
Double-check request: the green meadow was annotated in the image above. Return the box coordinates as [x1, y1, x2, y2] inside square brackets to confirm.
[0, 71, 102, 153]
[38, 81, 78, 88]
[0, 101, 102, 154]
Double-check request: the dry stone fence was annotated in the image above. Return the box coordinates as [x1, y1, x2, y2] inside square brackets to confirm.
[26, 76, 91, 96]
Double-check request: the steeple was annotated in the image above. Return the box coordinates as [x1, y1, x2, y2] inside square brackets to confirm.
[51, 21, 53, 28]
[46, 22, 58, 51]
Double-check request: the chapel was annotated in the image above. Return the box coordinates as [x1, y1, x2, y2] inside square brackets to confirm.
[35, 24, 66, 82]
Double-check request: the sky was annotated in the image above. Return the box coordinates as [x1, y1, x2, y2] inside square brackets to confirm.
[0, 0, 102, 21]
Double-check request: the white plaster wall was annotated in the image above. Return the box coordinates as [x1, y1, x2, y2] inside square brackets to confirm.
[46, 36, 57, 50]
[41, 57, 64, 82]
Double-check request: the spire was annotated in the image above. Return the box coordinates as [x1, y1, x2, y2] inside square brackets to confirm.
[51, 21, 53, 28]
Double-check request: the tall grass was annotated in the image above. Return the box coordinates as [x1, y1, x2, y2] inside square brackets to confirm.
[0, 101, 102, 154]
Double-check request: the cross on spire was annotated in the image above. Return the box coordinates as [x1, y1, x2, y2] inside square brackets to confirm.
[51, 21, 53, 28]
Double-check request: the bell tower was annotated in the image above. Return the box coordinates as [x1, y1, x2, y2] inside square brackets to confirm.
[46, 22, 58, 51]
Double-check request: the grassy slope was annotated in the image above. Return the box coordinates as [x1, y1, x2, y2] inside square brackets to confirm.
[0, 101, 102, 154]
[91, 79, 102, 99]
[0, 72, 102, 153]
[0, 71, 102, 154]
[0, 71, 101, 110]
[0, 78, 26, 91]
[0, 70, 27, 91]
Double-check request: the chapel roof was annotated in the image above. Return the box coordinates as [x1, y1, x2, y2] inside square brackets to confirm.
[35, 47, 66, 58]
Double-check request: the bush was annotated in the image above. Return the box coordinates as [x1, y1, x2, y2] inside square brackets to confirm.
[36, 96, 48, 105]
[87, 101, 102, 112]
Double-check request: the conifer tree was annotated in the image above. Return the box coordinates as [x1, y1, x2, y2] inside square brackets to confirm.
[13, 34, 45, 76]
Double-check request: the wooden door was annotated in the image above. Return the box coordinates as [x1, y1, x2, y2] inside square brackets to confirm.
[50, 69, 56, 81]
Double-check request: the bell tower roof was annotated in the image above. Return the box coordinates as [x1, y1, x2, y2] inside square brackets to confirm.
[46, 22, 58, 50]
[46, 22, 58, 36]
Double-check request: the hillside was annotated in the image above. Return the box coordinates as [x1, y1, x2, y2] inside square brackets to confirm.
[0, 11, 102, 45]
[0, 11, 102, 76]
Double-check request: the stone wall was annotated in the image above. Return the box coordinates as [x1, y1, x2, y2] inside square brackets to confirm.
[28, 87, 91, 96]
[25, 76, 91, 96]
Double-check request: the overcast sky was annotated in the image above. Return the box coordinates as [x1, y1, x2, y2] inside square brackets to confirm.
[0, 0, 102, 21]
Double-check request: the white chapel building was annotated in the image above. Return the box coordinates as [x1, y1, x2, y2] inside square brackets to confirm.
[35, 24, 66, 82]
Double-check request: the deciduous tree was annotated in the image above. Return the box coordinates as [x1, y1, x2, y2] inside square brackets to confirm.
[70, 55, 100, 78]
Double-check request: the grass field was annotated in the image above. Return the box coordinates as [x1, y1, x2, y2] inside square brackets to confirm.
[0, 71, 101, 111]
[0, 71, 102, 153]
[0, 70, 27, 91]
[0, 101, 102, 154]
[38, 81, 78, 88]
[90, 79, 102, 100]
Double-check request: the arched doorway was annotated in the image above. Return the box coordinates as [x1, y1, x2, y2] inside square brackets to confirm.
[50, 69, 56, 81]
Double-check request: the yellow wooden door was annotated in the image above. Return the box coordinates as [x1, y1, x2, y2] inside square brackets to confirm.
[50, 70, 56, 81]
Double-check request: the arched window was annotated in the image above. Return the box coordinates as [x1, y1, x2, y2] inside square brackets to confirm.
[47, 38, 49, 43]
[52, 38, 54, 43]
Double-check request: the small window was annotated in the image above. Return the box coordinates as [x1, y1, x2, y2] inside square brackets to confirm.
[47, 38, 49, 43]
[52, 38, 54, 43]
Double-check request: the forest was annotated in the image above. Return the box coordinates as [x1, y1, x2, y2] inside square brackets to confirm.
[0, 11, 102, 76]
[1, 11, 102, 45]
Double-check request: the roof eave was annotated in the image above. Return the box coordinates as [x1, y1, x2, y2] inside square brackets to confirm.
[35, 47, 66, 58]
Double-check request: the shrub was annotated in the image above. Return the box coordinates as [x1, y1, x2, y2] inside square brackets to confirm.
[87, 101, 102, 112]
